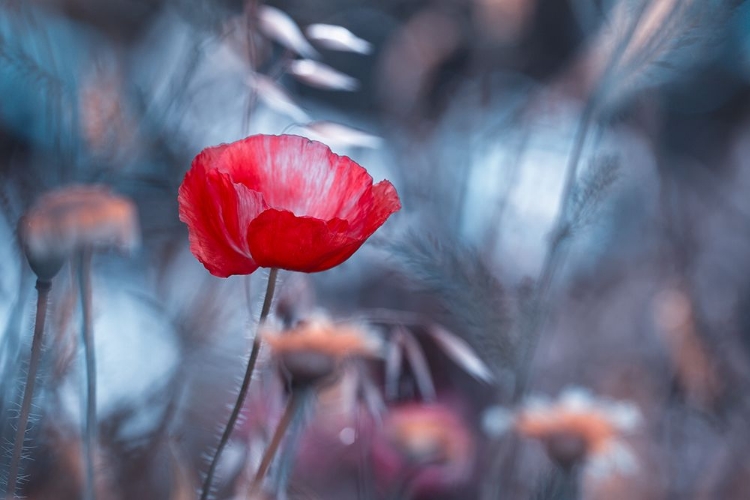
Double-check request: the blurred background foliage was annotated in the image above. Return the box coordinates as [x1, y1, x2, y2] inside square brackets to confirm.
[3, 0, 750, 498]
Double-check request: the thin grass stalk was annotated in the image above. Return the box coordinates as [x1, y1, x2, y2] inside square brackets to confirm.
[512, 0, 652, 401]
[268, 388, 310, 495]
[482, 8, 655, 500]
[78, 248, 96, 500]
[241, 0, 260, 136]
[356, 405, 374, 500]
[0, 263, 30, 415]
[387, 465, 423, 500]
[483, 127, 530, 259]
[480, 11, 654, 500]
[249, 386, 307, 494]
[5, 278, 52, 498]
[512, 98, 596, 400]
[200, 268, 278, 500]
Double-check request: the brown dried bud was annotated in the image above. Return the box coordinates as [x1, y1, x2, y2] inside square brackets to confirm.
[262, 314, 380, 387]
[18, 185, 139, 281]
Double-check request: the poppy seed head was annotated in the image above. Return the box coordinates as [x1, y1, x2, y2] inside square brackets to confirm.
[19, 185, 140, 280]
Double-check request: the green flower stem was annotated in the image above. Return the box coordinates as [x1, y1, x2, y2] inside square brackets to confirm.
[6, 279, 52, 498]
[79, 248, 96, 500]
[200, 268, 279, 500]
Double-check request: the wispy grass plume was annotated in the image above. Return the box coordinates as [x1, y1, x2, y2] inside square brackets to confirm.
[568, 155, 621, 233]
[388, 229, 517, 375]
[593, 0, 730, 113]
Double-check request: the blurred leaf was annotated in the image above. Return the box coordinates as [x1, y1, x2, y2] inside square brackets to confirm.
[427, 325, 494, 383]
[398, 327, 437, 402]
[298, 121, 382, 149]
[288, 60, 359, 91]
[385, 332, 403, 400]
[258, 5, 318, 59]
[247, 74, 310, 122]
[305, 24, 373, 54]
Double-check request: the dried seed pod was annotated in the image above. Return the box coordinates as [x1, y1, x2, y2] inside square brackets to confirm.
[512, 388, 642, 475]
[382, 404, 473, 466]
[262, 314, 380, 387]
[18, 185, 139, 281]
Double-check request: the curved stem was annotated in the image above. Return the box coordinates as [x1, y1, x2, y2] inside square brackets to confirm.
[79, 249, 96, 500]
[6, 279, 52, 498]
[200, 268, 278, 500]
[249, 386, 307, 493]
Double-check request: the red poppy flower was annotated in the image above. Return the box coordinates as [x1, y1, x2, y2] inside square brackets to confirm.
[178, 134, 401, 277]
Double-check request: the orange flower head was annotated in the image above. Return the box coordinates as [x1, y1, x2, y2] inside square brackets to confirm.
[19, 185, 139, 281]
[483, 388, 641, 474]
[261, 314, 380, 386]
[383, 404, 473, 466]
[515, 388, 641, 472]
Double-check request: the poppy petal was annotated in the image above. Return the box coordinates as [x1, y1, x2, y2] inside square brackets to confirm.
[220, 135, 373, 219]
[246, 209, 363, 272]
[178, 148, 263, 277]
[362, 180, 402, 235]
[180, 134, 401, 276]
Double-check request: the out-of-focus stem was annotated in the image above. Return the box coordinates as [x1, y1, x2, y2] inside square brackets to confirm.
[79, 248, 96, 500]
[200, 268, 278, 500]
[5, 279, 52, 498]
[512, 0, 650, 403]
[249, 386, 307, 493]
[481, 8, 655, 500]
[513, 97, 595, 400]
[269, 387, 309, 495]
[388, 465, 423, 500]
[356, 400, 374, 499]
[0, 264, 31, 447]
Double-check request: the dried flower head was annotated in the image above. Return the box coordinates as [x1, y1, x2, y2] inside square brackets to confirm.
[491, 388, 641, 474]
[370, 403, 474, 496]
[18, 185, 140, 281]
[383, 403, 473, 466]
[261, 314, 380, 386]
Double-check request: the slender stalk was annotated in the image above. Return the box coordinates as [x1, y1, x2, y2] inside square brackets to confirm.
[484, 127, 530, 259]
[480, 433, 511, 500]
[387, 465, 423, 500]
[269, 388, 310, 495]
[356, 405, 373, 500]
[6, 279, 52, 498]
[249, 386, 307, 493]
[558, 465, 581, 500]
[512, 0, 652, 403]
[511, 99, 595, 403]
[200, 268, 279, 500]
[0, 264, 30, 442]
[481, 8, 656, 500]
[79, 249, 96, 500]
